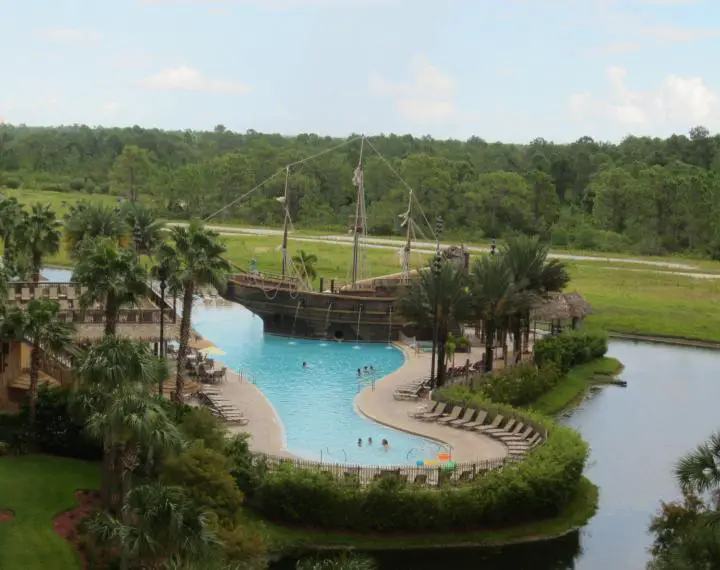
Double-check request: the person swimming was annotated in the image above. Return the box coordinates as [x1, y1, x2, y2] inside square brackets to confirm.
[381, 439, 389, 450]
[363, 365, 369, 374]
[357, 438, 362, 447]
[357, 368, 362, 378]
[368, 437, 373, 445]
[302, 361, 307, 368]
[369, 365, 375, 374]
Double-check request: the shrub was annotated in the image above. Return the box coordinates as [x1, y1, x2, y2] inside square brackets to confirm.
[250, 389, 589, 532]
[476, 362, 561, 406]
[161, 441, 245, 527]
[178, 406, 227, 451]
[534, 331, 608, 373]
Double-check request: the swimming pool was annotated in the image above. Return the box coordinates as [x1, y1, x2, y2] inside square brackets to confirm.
[41, 268, 442, 465]
[192, 303, 443, 465]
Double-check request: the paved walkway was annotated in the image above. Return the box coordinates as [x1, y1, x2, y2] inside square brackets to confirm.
[211, 367, 290, 456]
[355, 345, 507, 463]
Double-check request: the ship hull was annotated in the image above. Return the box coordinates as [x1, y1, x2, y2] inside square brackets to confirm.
[222, 276, 412, 342]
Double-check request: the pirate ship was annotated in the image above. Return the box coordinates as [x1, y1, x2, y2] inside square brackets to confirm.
[221, 137, 468, 342]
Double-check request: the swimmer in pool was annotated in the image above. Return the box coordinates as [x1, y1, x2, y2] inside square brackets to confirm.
[368, 437, 373, 445]
[357, 438, 362, 447]
[302, 361, 307, 368]
[381, 439, 389, 450]
[357, 368, 362, 378]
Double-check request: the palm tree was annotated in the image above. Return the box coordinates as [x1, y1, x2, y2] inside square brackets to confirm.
[76, 336, 181, 508]
[471, 255, 534, 372]
[64, 202, 130, 256]
[72, 238, 148, 336]
[163, 222, 230, 402]
[502, 236, 570, 355]
[16, 203, 62, 283]
[86, 483, 221, 570]
[0, 197, 24, 275]
[676, 431, 720, 527]
[292, 249, 318, 282]
[396, 259, 470, 386]
[122, 203, 165, 256]
[4, 299, 75, 431]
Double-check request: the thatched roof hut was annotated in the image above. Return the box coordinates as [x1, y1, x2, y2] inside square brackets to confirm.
[531, 292, 591, 322]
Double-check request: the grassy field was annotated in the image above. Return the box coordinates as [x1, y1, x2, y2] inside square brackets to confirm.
[0, 455, 100, 570]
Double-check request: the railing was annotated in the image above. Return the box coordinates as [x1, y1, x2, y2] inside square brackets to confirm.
[252, 452, 514, 488]
[54, 309, 173, 325]
[7, 281, 177, 324]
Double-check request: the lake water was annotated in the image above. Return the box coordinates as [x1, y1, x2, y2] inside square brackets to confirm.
[277, 340, 720, 570]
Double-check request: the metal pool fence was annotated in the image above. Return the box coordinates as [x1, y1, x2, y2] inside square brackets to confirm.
[252, 452, 518, 488]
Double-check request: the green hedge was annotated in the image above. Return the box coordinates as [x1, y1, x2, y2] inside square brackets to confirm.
[249, 394, 588, 532]
[534, 331, 608, 373]
[476, 362, 562, 407]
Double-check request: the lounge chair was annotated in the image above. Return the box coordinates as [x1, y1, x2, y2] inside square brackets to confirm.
[449, 408, 476, 427]
[507, 433, 541, 451]
[417, 402, 447, 421]
[474, 414, 504, 433]
[499, 426, 533, 443]
[461, 410, 487, 430]
[436, 406, 463, 425]
[485, 418, 516, 437]
[408, 402, 437, 419]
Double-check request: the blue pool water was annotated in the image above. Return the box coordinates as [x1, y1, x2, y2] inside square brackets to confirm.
[41, 267, 443, 465]
[192, 303, 443, 465]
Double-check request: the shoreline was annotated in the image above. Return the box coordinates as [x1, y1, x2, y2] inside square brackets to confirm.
[608, 331, 720, 350]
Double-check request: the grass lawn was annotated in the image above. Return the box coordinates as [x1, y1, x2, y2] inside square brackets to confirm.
[0, 455, 100, 570]
[568, 263, 720, 342]
[259, 477, 598, 551]
[531, 358, 623, 416]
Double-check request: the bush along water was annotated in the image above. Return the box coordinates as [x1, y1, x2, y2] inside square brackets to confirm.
[474, 362, 562, 407]
[533, 331, 608, 373]
[248, 398, 588, 532]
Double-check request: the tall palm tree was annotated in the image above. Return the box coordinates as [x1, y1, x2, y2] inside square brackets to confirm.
[0, 197, 24, 275]
[76, 336, 180, 508]
[471, 255, 534, 372]
[72, 238, 148, 336]
[16, 203, 62, 283]
[397, 259, 470, 386]
[86, 483, 221, 570]
[292, 249, 318, 282]
[121, 203, 165, 256]
[502, 236, 570, 354]
[163, 222, 230, 402]
[4, 299, 75, 431]
[64, 202, 130, 256]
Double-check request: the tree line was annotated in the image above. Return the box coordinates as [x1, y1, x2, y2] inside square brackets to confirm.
[3, 123, 720, 256]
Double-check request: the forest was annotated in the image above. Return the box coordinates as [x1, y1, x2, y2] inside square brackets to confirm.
[1, 123, 720, 257]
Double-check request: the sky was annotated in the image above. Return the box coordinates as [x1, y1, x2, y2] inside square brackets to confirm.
[1, 0, 720, 142]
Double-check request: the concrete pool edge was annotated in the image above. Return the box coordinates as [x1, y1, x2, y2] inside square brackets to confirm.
[354, 343, 508, 463]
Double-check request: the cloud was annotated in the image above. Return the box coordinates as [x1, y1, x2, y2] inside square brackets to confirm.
[370, 57, 456, 122]
[142, 66, 251, 94]
[569, 66, 719, 133]
[598, 42, 640, 54]
[37, 28, 102, 43]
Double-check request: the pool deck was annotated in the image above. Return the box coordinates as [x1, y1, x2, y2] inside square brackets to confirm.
[219, 367, 291, 457]
[355, 345, 508, 463]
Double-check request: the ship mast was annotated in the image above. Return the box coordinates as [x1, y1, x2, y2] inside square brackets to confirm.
[400, 189, 413, 282]
[350, 138, 366, 286]
[280, 166, 290, 278]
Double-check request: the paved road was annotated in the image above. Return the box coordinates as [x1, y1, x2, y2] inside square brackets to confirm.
[168, 221, 708, 273]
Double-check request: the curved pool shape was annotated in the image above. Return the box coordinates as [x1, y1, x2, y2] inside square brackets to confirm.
[192, 303, 443, 465]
